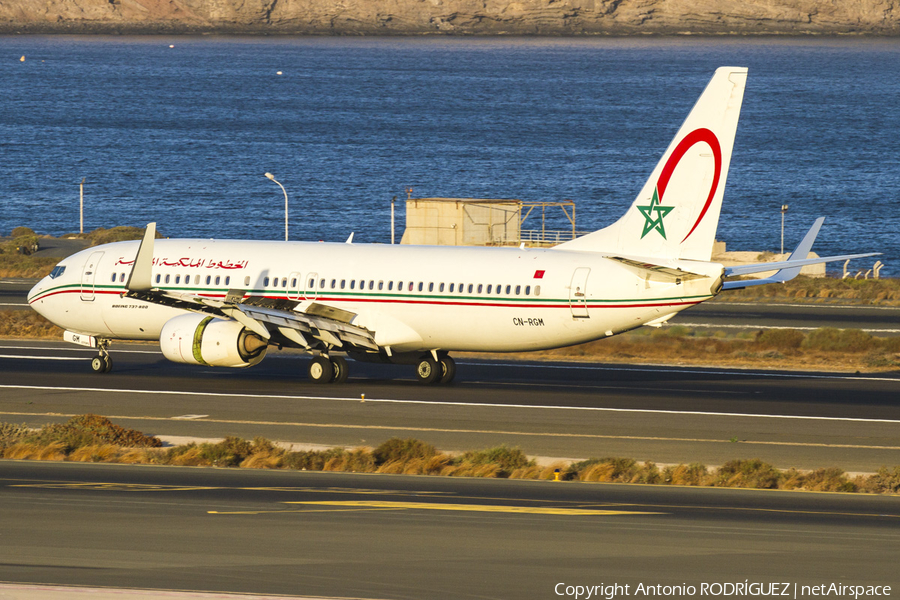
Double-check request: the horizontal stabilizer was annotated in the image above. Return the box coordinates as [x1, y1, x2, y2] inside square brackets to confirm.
[722, 217, 879, 290]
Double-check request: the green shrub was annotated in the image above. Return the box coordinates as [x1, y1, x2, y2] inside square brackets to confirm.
[712, 459, 781, 489]
[803, 328, 877, 353]
[858, 466, 900, 494]
[372, 437, 437, 466]
[800, 467, 856, 492]
[10, 226, 35, 237]
[455, 446, 534, 477]
[25, 414, 162, 452]
[0, 421, 30, 450]
[283, 448, 349, 471]
[756, 329, 805, 350]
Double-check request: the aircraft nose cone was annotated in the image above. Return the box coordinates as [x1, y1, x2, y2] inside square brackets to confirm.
[27, 278, 48, 308]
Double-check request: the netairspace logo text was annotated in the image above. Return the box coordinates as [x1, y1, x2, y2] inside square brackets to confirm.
[554, 582, 892, 600]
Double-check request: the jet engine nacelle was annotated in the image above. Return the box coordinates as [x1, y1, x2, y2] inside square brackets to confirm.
[160, 313, 268, 368]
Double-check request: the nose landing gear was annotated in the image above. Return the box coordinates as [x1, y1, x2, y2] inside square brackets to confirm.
[90, 339, 112, 373]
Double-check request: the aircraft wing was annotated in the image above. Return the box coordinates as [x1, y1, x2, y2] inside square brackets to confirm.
[123, 224, 378, 352]
[721, 217, 879, 290]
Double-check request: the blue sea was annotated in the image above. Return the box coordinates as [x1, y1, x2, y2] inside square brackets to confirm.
[1, 36, 898, 274]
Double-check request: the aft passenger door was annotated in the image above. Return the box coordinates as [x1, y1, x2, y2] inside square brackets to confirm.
[80, 251, 104, 301]
[568, 267, 590, 319]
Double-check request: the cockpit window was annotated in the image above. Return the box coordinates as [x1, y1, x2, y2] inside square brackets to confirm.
[49, 265, 66, 279]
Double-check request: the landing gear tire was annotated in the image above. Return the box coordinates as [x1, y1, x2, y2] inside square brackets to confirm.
[415, 356, 441, 385]
[91, 355, 111, 373]
[331, 356, 349, 384]
[438, 355, 456, 385]
[308, 356, 335, 384]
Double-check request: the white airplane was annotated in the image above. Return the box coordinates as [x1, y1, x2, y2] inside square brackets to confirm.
[27, 67, 875, 384]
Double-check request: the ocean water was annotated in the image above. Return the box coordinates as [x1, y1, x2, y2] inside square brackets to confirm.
[1, 36, 898, 274]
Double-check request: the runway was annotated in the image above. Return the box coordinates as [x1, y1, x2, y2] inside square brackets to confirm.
[1, 341, 899, 472]
[0, 461, 897, 599]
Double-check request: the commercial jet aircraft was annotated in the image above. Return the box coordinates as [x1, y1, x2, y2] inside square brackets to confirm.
[27, 67, 875, 384]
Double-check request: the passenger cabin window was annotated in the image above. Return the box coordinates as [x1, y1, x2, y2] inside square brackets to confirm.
[164, 274, 170, 284]
[194, 275, 200, 285]
[378, 281, 384, 291]
[225, 276, 230, 286]
[369, 281, 375, 290]
[155, 274, 161, 284]
[487, 285, 492, 294]
[340, 280, 346, 289]
[525, 285, 531, 295]
[331, 279, 337, 289]
[264, 277, 270, 286]
[175, 275, 181, 284]
[535, 285, 541, 296]
[408, 282, 414, 292]
[439, 283, 445, 292]
[449, 283, 455, 293]
[291, 278, 297, 288]
[428, 283, 434, 292]
[110, 274, 116, 283]
[496, 285, 502, 295]
[215, 276, 221, 285]
[388, 281, 393, 291]
[418, 282, 424, 292]
[467, 284, 473, 293]
[350, 280, 356, 290]
[309, 278, 315, 288]
[121, 273, 127, 283]
[505, 285, 511, 294]
[281, 278, 287, 287]
[477, 284, 483, 293]
[244, 276, 250, 286]
[515, 285, 521, 295]
[320, 279, 326, 289]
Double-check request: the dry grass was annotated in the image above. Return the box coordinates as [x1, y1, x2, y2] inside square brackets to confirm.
[722, 276, 900, 305]
[2, 420, 900, 495]
[0, 310, 64, 339]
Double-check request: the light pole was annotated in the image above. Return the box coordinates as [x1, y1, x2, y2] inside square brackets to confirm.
[79, 178, 85, 234]
[265, 172, 289, 241]
[780, 204, 789, 255]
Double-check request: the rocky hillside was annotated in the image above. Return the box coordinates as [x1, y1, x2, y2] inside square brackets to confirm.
[0, 0, 897, 35]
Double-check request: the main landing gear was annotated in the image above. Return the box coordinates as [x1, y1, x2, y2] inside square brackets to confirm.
[415, 354, 456, 385]
[306, 352, 457, 385]
[90, 339, 113, 373]
[307, 355, 349, 384]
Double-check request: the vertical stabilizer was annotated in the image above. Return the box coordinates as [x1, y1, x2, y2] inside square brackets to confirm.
[557, 67, 747, 261]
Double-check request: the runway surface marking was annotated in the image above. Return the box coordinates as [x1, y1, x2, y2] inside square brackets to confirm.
[1, 410, 898, 453]
[465, 361, 900, 382]
[2, 384, 900, 426]
[6, 478, 896, 520]
[211, 500, 662, 516]
[4, 344, 900, 383]
[0, 354, 86, 361]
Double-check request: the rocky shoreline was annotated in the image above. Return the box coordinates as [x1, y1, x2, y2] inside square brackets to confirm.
[0, 0, 898, 36]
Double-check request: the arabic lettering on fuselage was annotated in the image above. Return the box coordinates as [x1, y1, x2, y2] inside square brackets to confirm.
[114, 257, 249, 270]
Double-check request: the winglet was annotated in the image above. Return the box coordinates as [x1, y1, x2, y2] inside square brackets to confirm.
[126, 222, 156, 292]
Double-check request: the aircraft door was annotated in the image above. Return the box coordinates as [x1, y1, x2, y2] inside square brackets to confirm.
[304, 272, 319, 301]
[80, 251, 105, 301]
[569, 267, 590, 319]
[288, 271, 302, 301]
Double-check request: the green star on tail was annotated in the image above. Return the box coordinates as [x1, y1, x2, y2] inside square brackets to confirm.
[636, 188, 674, 240]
